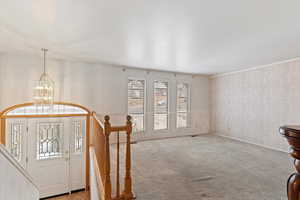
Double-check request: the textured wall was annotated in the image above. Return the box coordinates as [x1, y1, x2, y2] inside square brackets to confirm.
[211, 60, 300, 152]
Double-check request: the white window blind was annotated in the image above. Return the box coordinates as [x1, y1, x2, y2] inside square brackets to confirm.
[153, 81, 169, 130]
[176, 83, 189, 128]
[128, 79, 145, 132]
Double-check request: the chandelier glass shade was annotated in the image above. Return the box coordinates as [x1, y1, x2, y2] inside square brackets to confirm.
[34, 49, 54, 107]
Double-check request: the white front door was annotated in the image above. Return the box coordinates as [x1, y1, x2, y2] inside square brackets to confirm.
[27, 118, 70, 198]
[5, 117, 86, 198]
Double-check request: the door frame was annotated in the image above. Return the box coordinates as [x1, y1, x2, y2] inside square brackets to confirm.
[0, 102, 91, 190]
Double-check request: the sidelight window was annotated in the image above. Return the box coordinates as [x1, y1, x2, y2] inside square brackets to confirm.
[9, 123, 23, 161]
[74, 121, 83, 153]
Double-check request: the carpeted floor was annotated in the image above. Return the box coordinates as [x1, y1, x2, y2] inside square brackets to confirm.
[49, 135, 293, 200]
[111, 134, 293, 200]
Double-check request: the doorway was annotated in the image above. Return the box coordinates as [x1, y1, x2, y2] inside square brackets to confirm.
[6, 117, 86, 198]
[0, 102, 91, 199]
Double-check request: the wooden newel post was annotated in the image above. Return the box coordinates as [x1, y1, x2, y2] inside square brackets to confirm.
[280, 126, 300, 200]
[104, 115, 112, 200]
[122, 115, 135, 200]
[0, 118, 6, 145]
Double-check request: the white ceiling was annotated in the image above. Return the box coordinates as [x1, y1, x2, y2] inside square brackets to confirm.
[1, 0, 300, 74]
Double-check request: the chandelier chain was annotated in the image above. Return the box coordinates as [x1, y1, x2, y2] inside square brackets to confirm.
[41, 48, 48, 74]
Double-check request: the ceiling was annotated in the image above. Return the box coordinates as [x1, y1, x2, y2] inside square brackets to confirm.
[1, 0, 300, 75]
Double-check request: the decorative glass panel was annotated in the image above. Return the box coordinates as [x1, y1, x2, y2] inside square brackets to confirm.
[73, 121, 83, 153]
[6, 104, 88, 116]
[10, 123, 23, 161]
[37, 123, 63, 160]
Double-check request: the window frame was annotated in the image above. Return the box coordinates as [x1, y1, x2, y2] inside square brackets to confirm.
[153, 79, 170, 131]
[127, 77, 147, 133]
[176, 81, 191, 129]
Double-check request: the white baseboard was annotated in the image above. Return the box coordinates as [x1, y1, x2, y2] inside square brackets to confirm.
[215, 133, 289, 153]
[110, 132, 210, 145]
[131, 132, 210, 143]
[115, 131, 289, 154]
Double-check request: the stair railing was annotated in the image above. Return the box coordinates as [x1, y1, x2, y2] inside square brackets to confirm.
[90, 113, 134, 200]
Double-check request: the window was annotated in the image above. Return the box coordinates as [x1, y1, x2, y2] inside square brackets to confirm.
[7, 104, 88, 116]
[37, 122, 63, 160]
[177, 83, 189, 128]
[154, 81, 169, 130]
[128, 79, 145, 132]
[9, 123, 23, 161]
[73, 121, 83, 154]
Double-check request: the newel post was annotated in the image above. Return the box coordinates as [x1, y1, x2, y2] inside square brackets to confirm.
[104, 115, 112, 200]
[0, 118, 6, 145]
[122, 115, 134, 200]
[280, 126, 300, 200]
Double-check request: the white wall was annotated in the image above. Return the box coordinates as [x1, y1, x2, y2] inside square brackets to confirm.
[0, 144, 39, 200]
[210, 60, 300, 152]
[191, 75, 210, 133]
[0, 53, 210, 137]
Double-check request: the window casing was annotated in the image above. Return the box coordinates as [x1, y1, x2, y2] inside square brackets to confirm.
[176, 83, 189, 128]
[128, 79, 146, 132]
[153, 80, 169, 130]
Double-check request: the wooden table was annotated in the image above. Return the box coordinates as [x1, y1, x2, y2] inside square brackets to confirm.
[280, 126, 300, 200]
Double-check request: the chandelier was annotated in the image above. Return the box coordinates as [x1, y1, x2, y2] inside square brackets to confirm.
[33, 48, 54, 108]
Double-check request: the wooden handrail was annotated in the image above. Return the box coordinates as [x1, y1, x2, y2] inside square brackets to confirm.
[0, 103, 135, 199]
[92, 112, 105, 129]
[90, 113, 134, 200]
[111, 126, 128, 132]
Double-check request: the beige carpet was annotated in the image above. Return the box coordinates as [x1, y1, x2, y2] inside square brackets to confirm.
[46, 191, 89, 200]
[111, 135, 293, 200]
